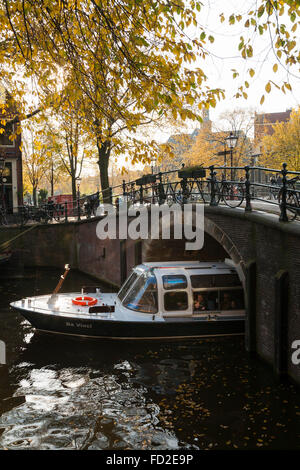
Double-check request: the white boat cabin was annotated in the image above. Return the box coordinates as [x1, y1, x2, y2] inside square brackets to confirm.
[117, 261, 245, 318]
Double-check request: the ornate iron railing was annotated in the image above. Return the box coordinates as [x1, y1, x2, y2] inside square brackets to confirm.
[2, 163, 300, 227]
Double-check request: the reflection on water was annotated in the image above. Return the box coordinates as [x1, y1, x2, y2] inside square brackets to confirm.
[0, 267, 299, 450]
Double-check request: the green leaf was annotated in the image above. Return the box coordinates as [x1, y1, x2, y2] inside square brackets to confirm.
[258, 5, 265, 18]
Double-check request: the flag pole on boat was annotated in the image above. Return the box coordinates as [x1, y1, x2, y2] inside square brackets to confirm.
[53, 264, 70, 294]
[47, 264, 70, 305]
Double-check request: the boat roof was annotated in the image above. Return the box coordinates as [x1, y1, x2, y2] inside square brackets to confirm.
[138, 260, 237, 272]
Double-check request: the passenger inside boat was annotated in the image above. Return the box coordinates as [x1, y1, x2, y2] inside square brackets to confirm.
[194, 294, 207, 311]
[193, 289, 244, 313]
[193, 292, 218, 312]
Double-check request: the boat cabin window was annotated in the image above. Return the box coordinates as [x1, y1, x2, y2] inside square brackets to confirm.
[163, 275, 187, 290]
[191, 275, 214, 288]
[191, 273, 240, 288]
[123, 271, 158, 314]
[118, 271, 139, 301]
[193, 289, 244, 312]
[220, 289, 244, 310]
[164, 291, 188, 311]
[193, 291, 219, 312]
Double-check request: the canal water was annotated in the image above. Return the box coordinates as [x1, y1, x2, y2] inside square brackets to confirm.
[0, 267, 299, 450]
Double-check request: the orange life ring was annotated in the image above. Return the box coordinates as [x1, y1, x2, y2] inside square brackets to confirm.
[72, 296, 98, 307]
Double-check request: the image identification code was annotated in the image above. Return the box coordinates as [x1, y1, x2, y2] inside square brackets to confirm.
[106, 454, 194, 466]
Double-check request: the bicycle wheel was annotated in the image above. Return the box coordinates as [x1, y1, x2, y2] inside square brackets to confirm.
[203, 180, 221, 204]
[53, 209, 61, 222]
[278, 189, 298, 220]
[15, 207, 29, 227]
[173, 182, 185, 205]
[193, 179, 209, 203]
[165, 185, 177, 205]
[186, 179, 206, 203]
[222, 183, 244, 208]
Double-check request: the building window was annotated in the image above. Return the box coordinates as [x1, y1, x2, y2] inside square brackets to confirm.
[0, 123, 15, 147]
[2, 162, 12, 184]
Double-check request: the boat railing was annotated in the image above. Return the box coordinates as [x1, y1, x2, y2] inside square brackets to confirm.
[22, 299, 113, 318]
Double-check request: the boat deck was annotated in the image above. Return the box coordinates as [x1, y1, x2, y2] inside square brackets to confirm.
[12, 292, 117, 320]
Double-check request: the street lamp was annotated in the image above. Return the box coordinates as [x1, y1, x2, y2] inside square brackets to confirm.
[225, 132, 238, 180]
[150, 157, 157, 175]
[76, 177, 82, 198]
[76, 177, 82, 221]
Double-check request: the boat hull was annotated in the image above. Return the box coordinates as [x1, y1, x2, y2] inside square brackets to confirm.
[14, 307, 244, 340]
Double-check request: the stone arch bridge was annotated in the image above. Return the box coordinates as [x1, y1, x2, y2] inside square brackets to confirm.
[1, 204, 299, 384]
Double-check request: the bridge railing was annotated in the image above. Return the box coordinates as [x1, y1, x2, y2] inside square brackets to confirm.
[2, 163, 300, 227]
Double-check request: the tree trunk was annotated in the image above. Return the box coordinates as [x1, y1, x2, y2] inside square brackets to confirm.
[51, 163, 54, 197]
[97, 139, 111, 203]
[71, 176, 77, 203]
[33, 186, 37, 206]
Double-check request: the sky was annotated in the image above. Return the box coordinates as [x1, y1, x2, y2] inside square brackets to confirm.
[157, 0, 300, 142]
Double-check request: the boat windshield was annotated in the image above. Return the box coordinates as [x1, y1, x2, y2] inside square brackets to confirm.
[117, 271, 139, 302]
[123, 270, 158, 314]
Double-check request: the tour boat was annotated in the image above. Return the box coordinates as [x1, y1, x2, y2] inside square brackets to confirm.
[10, 261, 245, 340]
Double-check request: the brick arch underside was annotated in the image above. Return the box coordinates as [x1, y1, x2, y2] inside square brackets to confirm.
[141, 216, 245, 283]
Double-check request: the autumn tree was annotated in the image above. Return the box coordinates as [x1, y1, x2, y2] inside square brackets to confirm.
[22, 121, 49, 205]
[214, 108, 254, 167]
[0, 0, 223, 199]
[184, 128, 227, 168]
[261, 107, 300, 170]
[47, 105, 95, 201]
[43, 154, 66, 198]
[0, 0, 299, 195]
[184, 108, 254, 169]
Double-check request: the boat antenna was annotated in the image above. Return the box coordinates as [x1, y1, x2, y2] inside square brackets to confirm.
[53, 264, 71, 295]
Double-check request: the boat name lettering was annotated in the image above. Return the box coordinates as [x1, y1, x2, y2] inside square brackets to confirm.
[65, 322, 92, 329]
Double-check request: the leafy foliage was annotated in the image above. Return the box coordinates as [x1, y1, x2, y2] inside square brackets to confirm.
[0, 0, 299, 191]
[261, 106, 300, 170]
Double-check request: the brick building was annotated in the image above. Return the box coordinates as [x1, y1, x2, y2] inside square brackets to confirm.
[254, 109, 292, 142]
[0, 85, 23, 213]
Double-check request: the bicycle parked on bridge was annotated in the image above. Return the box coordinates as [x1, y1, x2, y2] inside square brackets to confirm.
[166, 176, 245, 209]
[17, 205, 52, 227]
[46, 200, 62, 222]
[214, 178, 245, 208]
[165, 172, 210, 206]
[83, 193, 100, 219]
[278, 175, 300, 221]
